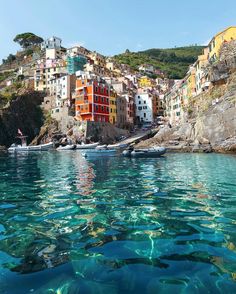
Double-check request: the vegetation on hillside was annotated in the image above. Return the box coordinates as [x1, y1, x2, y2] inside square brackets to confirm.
[114, 46, 205, 79]
[13, 32, 43, 49]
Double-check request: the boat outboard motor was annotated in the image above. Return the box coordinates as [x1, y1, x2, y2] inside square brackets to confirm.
[122, 146, 134, 157]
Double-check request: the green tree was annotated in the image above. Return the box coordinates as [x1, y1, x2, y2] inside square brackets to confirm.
[2, 54, 16, 64]
[13, 32, 43, 49]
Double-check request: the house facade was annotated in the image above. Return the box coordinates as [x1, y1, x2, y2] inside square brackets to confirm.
[75, 74, 110, 122]
[135, 89, 154, 123]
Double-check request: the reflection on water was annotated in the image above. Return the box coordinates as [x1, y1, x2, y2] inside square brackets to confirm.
[0, 152, 236, 293]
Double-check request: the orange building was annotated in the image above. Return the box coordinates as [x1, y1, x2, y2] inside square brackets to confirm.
[75, 75, 110, 122]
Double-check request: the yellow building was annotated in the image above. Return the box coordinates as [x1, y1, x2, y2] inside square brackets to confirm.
[186, 66, 196, 99]
[208, 26, 236, 61]
[138, 76, 154, 88]
[109, 88, 117, 124]
[195, 47, 209, 94]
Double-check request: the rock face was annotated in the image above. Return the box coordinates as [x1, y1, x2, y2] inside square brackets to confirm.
[0, 91, 45, 147]
[32, 120, 129, 146]
[136, 94, 236, 153]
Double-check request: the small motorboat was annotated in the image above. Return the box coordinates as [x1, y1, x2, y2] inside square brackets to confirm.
[82, 149, 117, 157]
[95, 145, 107, 150]
[8, 142, 54, 152]
[57, 145, 76, 151]
[8, 130, 54, 152]
[123, 147, 166, 158]
[107, 143, 129, 149]
[76, 142, 99, 149]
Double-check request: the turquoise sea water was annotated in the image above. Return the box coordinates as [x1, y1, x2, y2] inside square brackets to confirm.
[0, 151, 236, 293]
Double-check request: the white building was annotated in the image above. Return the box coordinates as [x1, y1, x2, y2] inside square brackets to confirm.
[41, 36, 62, 50]
[46, 48, 65, 60]
[49, 75, 76, 107]
[139, 64, 154, 73]
[66, 46, 90, 57]
[135, 89, 154, 123]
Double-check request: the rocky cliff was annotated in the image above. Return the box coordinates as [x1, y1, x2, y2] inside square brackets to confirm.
[136, 73, 236, 153]
[0, 91, 45, 148]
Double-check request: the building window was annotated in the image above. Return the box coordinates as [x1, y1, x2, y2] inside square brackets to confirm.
[95, 95, 98, 102]
[139, 101, 141, 104]
[144, 100, 146, 104]
[138, 106, 142, 110]
[143, 106, 147, 109]
[106, 98, 109, 103]
[144, 113, 146, 118]
[106, 107, 109, 112]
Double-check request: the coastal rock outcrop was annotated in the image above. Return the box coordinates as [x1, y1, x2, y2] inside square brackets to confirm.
[0, 91, 45, 147]
[136, 91, 236, 153]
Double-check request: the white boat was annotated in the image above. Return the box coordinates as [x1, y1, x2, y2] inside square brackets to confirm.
[123, 146, 166, 158]
[82, 149, 117, 157]
[95, 145, 107, 150]
[57, 145, 76, 151]
[8, 142, 54, 152]
[107, 143, 129, 149]
[76, 142, 99, 149]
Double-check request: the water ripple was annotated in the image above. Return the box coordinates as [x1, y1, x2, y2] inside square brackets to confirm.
[0, 152, 236, 293]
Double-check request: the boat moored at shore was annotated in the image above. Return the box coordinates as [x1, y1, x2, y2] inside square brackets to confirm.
[123, 146, 166, 158]
[82, 149, 117, 157]
[76, 142, 99, 149]
[57, 145, 76, 151]
[8, 142, 54, 152]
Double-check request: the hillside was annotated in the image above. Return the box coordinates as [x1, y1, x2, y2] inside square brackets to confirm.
[113, 46, 205, 79]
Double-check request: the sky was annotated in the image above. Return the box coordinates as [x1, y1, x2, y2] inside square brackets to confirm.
[1, 0, 236, 60]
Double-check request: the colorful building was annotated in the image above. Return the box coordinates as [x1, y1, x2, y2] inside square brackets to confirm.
[109, 88, 117, 124]
[67, 55, 87, 74]
[208, 26, 236, 61]
[74, 73, 110, 122]
[138, 76, 155, 88]
[195, 47, 209, 95]
[186, 66, 196, 99]
[34, 60, 67, 92]
[116, 96, 127, 128]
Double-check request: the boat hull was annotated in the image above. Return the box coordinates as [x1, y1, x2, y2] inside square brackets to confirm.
[8, 142, 54, 152]
[123, 147, 166, 158]
[76, 143, 99, 149]
[57, 145, 76, 151]
[82, 149, 117, 157]
[107, 143, 129, 149]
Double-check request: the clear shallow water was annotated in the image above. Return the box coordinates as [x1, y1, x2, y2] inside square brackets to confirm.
[0, 152, 236, 293]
